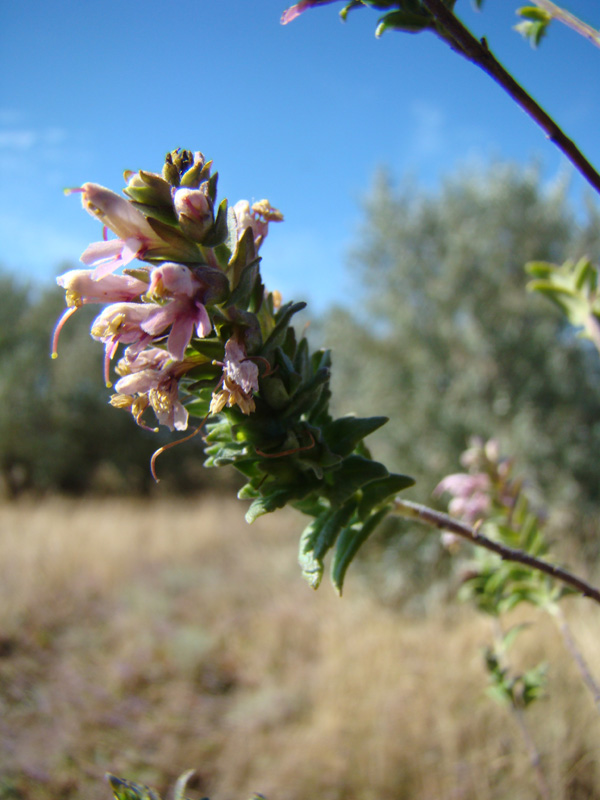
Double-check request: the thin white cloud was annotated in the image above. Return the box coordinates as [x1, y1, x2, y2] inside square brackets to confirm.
[409, 100, 445, 159]
[0, 129, 36, 150]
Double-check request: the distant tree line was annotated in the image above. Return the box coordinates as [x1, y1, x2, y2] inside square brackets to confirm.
[323, 163, 600, 556]
[0, 271, 227, 497]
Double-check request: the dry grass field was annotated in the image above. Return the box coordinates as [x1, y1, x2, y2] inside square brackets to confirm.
[1, 497, 599, 800]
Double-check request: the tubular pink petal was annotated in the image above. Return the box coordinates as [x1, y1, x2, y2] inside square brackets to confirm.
[167, 317, 194, 361]
[172, 402, 189, 431]
[115, 369, 163, 395]
[92, 258, 124, 281]
[81, 182, 157, 241]
[80, 239, 124, 265]
[121, 236, 144, 266]
[281, 3, 310, 23]
[195, 303, 212, 338]
[141, 305, 178, 338]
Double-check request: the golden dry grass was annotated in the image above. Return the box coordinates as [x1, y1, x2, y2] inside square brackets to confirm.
[1, 497, 599, 800]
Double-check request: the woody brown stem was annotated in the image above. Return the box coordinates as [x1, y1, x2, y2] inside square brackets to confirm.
[393, 499, 600, 607]
[421, 0, 600, 196]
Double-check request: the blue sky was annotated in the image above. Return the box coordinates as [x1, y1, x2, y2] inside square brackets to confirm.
[1, 0, 599, 311]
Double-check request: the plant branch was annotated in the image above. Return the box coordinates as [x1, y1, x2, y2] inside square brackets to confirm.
[393, 499, 600, 607]
[420, 0, 600, 196]
[531, 0, 600, 49]
[551, 604, 600, 712]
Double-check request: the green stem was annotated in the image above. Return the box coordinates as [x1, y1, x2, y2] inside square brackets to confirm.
[420, 0, 600, 196]
[393, 499, 600, 607]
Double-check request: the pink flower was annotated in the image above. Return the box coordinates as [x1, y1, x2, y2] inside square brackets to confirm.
[147, 262, 201, 299]
[57, 269, 148, 306]
[232, 199, 283, 251]
[75, 183, 168, 279]
[80, 237, 149, 280]
[91, 302, 158, 384]
[281, 0, 337, 24]
[114, 368, 188, 432]
[80, 183, 159, 242]
[144, 263, 212, 360]
[52, 269, 148, 358]
[224, 339, 259, 395]
[210, 338, 259, 415]
[115, 345, 172, 378]
[172, 187, 213, 241]
[434, 472, 491, 525]
[142, 296, 211, 361]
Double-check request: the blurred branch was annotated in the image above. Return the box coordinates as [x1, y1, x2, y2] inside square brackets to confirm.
[531, 0, 600, 48]
[421, 0, 600, 196]
[393, 499, 600, 607]
[551, 604, 600, 712]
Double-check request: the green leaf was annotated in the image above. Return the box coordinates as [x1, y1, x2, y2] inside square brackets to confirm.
[106, 775, 162, 800]
[173, 769, 196, 800]
[357, 472, 415, 519]
[262, 301, 307, 353]
[326, 454, 389, 507]
[259, 375, 291, 410]
[144, 216, 203, 260]
[340, 0, 364, 22]
[281, 367, 331, 419]
[521, 662, 547, 706]
[375, 9, 431, 37]
[323, 415, 389, 458]
[245, 488, 295, 523]
[227, 226, 257, 289]
[298, 503, 356, 589]
[331, 507, 389, 594]
[201, 197, 229, 247]
[226, 257, 262, 310]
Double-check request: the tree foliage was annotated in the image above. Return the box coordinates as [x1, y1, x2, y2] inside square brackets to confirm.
[324, 163, 600, 524]
[0, 272, 210, 496]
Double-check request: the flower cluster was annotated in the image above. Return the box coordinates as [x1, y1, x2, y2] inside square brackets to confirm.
[54, 150, 282, 432]
[54, 148, 414, 593]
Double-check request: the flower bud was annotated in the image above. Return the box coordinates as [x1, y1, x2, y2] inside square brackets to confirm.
[172, 187, 214, 241]
[162, 149, 208, 188]
[123, 170, 174, 221]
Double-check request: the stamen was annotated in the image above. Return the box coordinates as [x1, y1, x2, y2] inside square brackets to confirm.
[50, 306, 78, 358]
[150, 417, 208, 483]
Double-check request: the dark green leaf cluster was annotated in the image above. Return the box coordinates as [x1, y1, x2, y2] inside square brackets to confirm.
[526, 257, 600, 343]
[484, 641, 547, 710]
[338, 0, 454, 37]
[458, 451, 570, 616]
[200, 299, 414, 594]
[515, 6, 552, 48]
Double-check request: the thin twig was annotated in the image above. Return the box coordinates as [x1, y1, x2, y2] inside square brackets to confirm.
[531, 0, 600, 49]
[420, 0, 600, 196]
[393, 499, 600, 607]
[489, 621, 551, 800]
[513, 706, 552, 800]
[551, 604, 600, 712]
